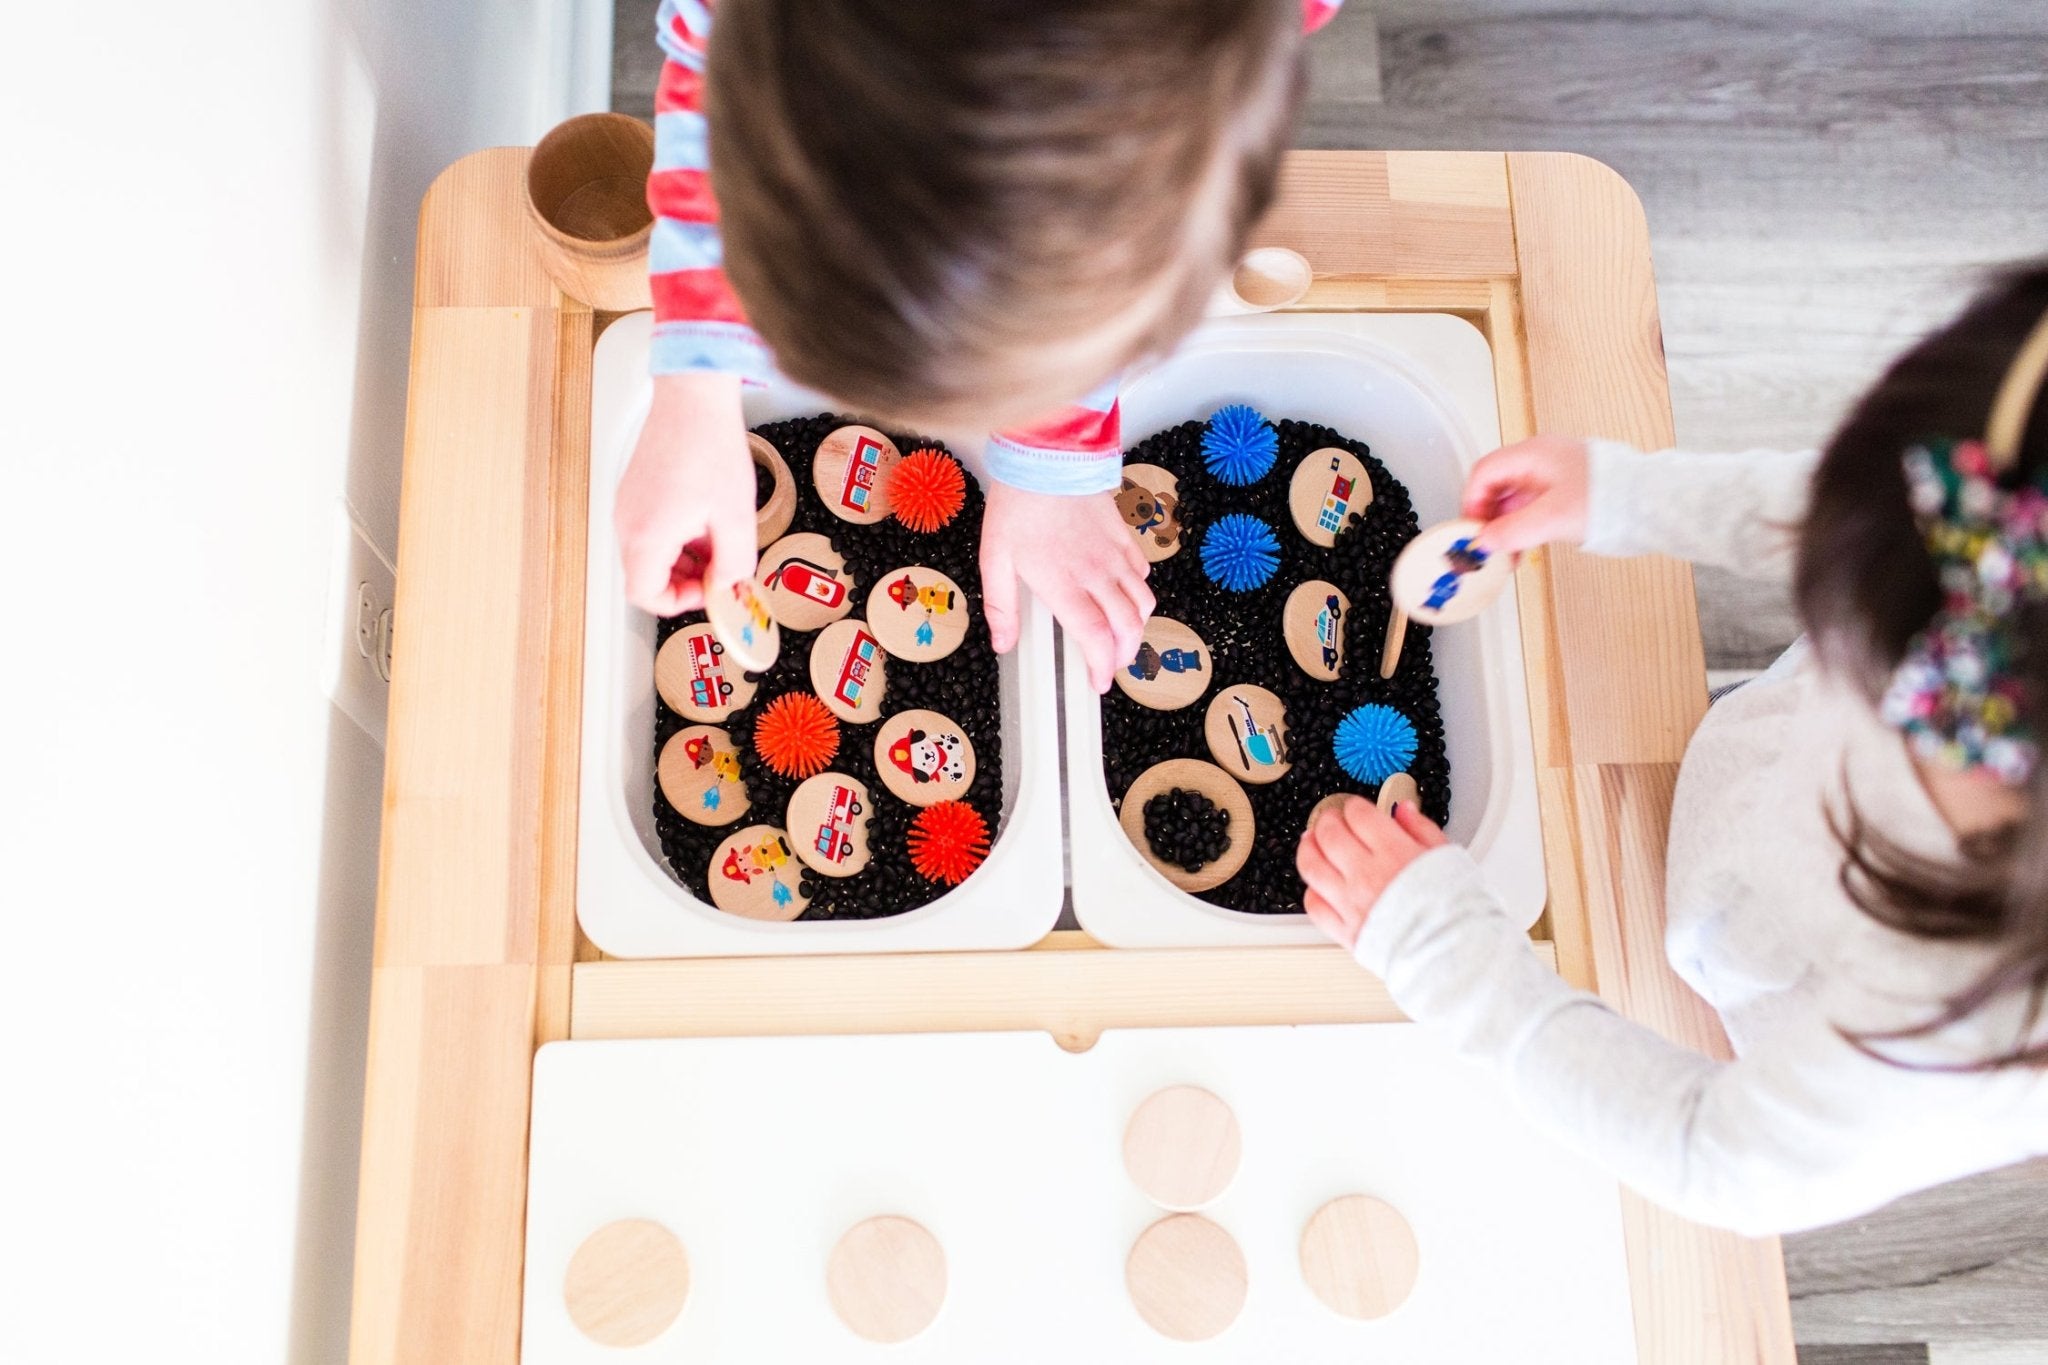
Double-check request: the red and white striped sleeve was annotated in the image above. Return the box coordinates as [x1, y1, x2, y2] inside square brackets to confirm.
[646, 0, 771, 381]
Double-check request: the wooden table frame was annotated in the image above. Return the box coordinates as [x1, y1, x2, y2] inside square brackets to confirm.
[349, 147, 1795, 1363]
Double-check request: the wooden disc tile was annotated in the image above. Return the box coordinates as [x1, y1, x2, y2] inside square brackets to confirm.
[827, 1215, 947, 1344]
[1300, 1194, 1420, 1320]
[1123, 1085, 1242, 1211]
[786, 772, 874, 877]
[749, 432, 797, 545]
[706, 824, 804, 919]
[1117, 463, 1183, 563]
[1289, 447, 1372, 546]
[1389, 518, 1514, 625]
[809, 619, 888, 723]
[758, 532, 855, 632]
[1284, 580, 1349, 682]
[1126, 1214, 1247, 1342]
[563, 1218, 690, 1348]
[1113, 617, 1211, 711]
[656, 622, 759, 722]
[1308, 793, 1358, 833]
[658, 725, 750, 827]
[874, 708, 975, 806]
[1204, 684, 1292, 785]
[705, 574, 781, 674]
[814, 425, 900, 524]
[1377, 771, 1420, 813]
[1119, 759, 1253, 893]
[867, 567, 971, 663]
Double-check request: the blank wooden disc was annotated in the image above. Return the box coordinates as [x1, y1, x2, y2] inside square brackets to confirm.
[1307, 792, 1358, 834]
[758, 532, 855, 632]
[827, 1215, 947, 1344]
[1117, 463, 1184, 563]
[867, 566, 971, 663]
[1284, 580, 1350, 682]
[1126, 1214, 1247, 1342]
[705, 574, 781, 674]
[1376, 771, 1420, 813]
[706, 823, 804, 920]
[873, 708, 975, 806]
[1288, 447, 1372, 546]
[657, 724, 750, 827]
[1300, 1194, 1419, 1320]
[809, 619, 888, 723]
[563, 1218, 690, 1348]
[1122, 1085, 1242, 1211]
[1118, 759, 1253, 893]
[749, 433, 797, 545]
[814, 425, 900, 524]
[1113, 617, 1211, 711]
[656, 622, 759, 722]
[1389, 518, 1514, 625]
[1203, 684, 1292, 785]
[786, 772, 874, 878]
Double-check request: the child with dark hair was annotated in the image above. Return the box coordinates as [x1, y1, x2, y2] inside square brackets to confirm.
[1300, 263, 2048, 1233]
[617, 0, 1341, 692]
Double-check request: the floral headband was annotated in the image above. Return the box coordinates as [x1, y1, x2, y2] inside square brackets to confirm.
[1877, 310, 2048, 786]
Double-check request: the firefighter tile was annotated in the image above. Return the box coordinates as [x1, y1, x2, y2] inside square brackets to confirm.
[786, 773, 874, 878]
[1203, 684, 1292, 784]
[706, 574, 781, 674]
[657, 724, 751, 827]
[812, 425, 900, 525]
[1113, 616, 1211, 711]
[758, 532, 855, 632]
[656, 622, 760, 722]
[1288, 447, 1372, 547]
[867, 567, 969, 662]
[808, 618, 888, 723]
[706, 824, 805, 920]
[873, 708, 976, 807]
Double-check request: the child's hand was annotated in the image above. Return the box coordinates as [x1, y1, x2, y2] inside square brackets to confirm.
[1297, 797, 1447, 952]
[616, 372, 757, 616]
[1460, 435, 1592, 555]
[980, 483, 1155, 692]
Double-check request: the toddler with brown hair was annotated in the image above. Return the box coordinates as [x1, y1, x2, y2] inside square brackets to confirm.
[617, 0, 1341, 689]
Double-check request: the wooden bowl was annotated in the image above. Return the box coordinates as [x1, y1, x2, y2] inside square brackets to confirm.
[526, 113, 656, 310]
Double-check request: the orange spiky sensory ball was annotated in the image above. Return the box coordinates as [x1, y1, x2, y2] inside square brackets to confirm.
[890, 447, 968, 533]
[906, 800, 990, 886]
[754, 692, 840, 779]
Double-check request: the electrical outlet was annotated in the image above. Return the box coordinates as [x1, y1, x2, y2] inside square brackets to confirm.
[326, 506, 396, 745]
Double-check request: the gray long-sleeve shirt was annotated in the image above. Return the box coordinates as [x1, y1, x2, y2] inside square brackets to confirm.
[1357, 441, 2048, 1235]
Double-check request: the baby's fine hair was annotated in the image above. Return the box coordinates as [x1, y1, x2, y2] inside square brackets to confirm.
[703, 0, 1306, 426]
[1797, 260, 2048, 1068]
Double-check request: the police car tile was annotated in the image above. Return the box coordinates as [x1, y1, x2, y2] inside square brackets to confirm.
[1283, 580, 1350, 682]
[808, 618, 888, 723]
[656, 622, 760, 722]
[786, 772, 874, 878]
[873, 708, 976, 807]
[866, 567, 970, 662]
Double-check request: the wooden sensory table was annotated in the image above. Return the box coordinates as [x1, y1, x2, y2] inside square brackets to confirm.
[349, 147, 1796, 1363]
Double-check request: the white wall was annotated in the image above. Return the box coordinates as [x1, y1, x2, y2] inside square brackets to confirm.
[0, 2, 597, 1359]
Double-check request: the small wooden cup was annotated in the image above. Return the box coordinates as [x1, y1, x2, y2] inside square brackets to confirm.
[526, 113, 656, 311]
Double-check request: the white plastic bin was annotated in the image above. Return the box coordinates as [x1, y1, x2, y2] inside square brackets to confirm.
[1064, 313, 1547, 947]
[577, 313, 1063, 956]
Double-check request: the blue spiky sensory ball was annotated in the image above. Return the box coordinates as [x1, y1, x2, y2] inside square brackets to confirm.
[1202, 404, 1279, 485]
[1333, 704, 1419, 785]
[1200, 514, 1281, 592]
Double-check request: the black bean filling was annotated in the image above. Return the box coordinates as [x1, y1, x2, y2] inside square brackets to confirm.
[653, 414, 1002, 919]
[1103, 419, 1451, 915]
[1143, 787, 1230, 872]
